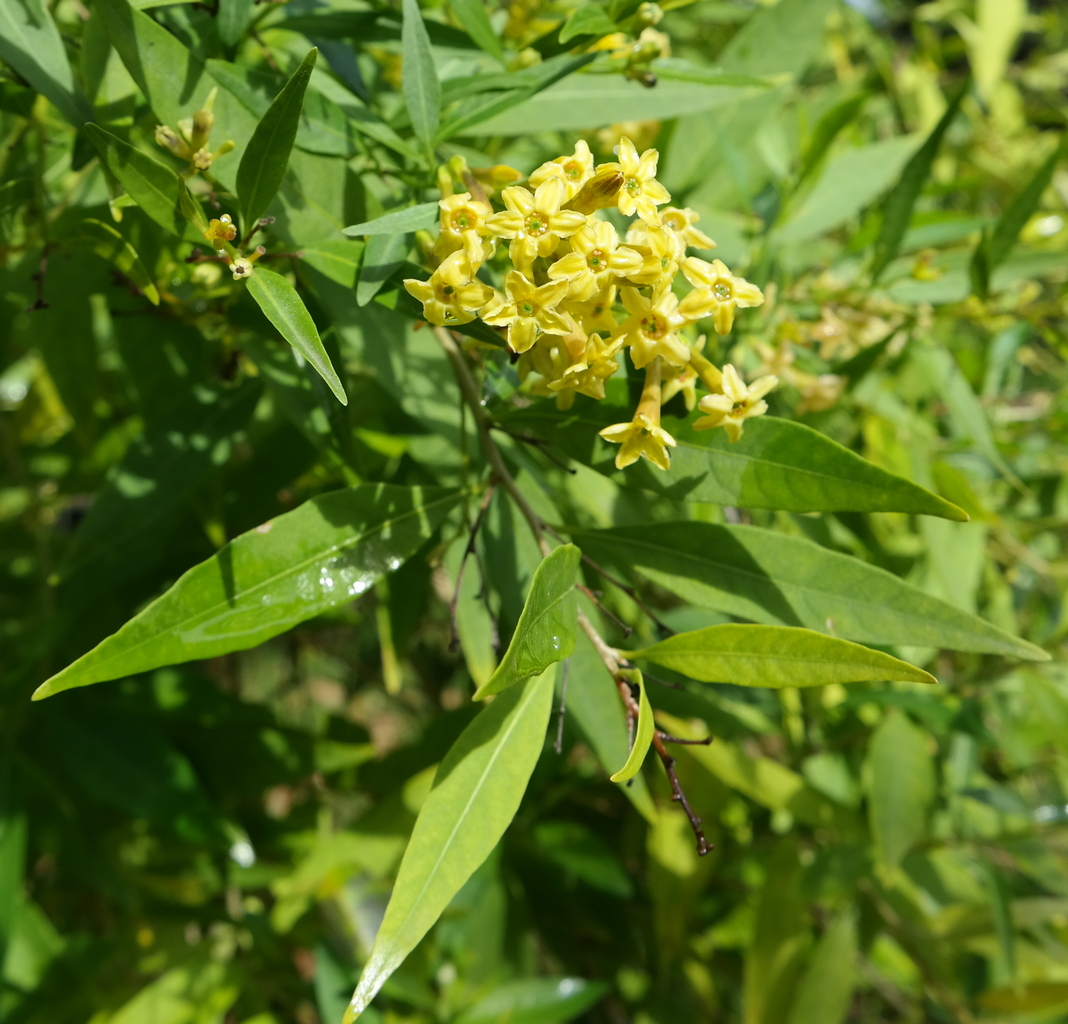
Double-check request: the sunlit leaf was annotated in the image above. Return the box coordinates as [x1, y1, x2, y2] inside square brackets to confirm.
[34, 484, 462, 699]
[77, 218, 159, 305]
[343, 203, 439, 237]
[559, 5, 616, 43]
[343, 667, 555, 1021]
[456, 976, 610, 1024]
[401, 0, 439, 158]
[474, 544, 580, 699]
[609, 670, 653, 783]
[449, 0, 505, 63]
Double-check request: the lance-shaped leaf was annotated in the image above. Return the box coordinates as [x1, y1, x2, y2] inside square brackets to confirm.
[78, 219, 159, 305]
[610, 670, 653, 783]
[502, 395, 967, 520]
[33, 484, 462, 700]
[870, 78, 968, 282]
[559, 4, 616, 43]
[344, 202, 439, 237]
[570, 522, 1046, 660]
[474, 545, 580, 699]
[343, 667, 555, 1022]
[0, 0, 89, 126]
[85, 124, 188, 237]
[357, 232, 409, 306]
[786, 912, 857, 1024]
[455, 977, 610, 1024]
[448, 0, 505, 63]
[177, 176, 209, 234]
[627, 625, 936, 689]
[237, 48, 317, 229]
[246, 267, 347, 405]
[401, 0, 440, 158]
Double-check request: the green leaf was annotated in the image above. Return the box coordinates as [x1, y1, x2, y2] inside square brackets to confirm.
[104, 961, 239, 1024]
[34, 484, 462, 699]
[357, 232, 410, 307]
[796, 91, 868, 185]
[95, 0, 209, 130]
[444, 536, 498, 689]
[868, 711, 935, 876]
[719, 0, 836, 78]
[609, 670, 653, 783]
[344, 203, 439, 237]
[237, 48, 317, 229]
[502, 395, 968, 519]
[786, 912, 856, 1024]
[474, 545, 580, 699]
[343, 668, 555, 1022]
[870, 80, 968, 282]
[246, 267, 348, 406]
[217, 0, 255, 48]
[455, 977, 610, 1024]
[401, 0, 440, 158]
[449, 0, 505, 63]
[177, 176, 209, 235]
[628, 625, 936, 689]
[570, 522, 1045, 660]
[0, 0, 90, 125]
[85, 124, 188, 237]
[559, 5, 616, 43]
[0, 765, 27, 977]
[77, 219, 159, 305]
[0, 178, 33, 219]
[980, 983, 1068, 1014]
[299, 238, 364, 289]
[971, 133, 1068, 298]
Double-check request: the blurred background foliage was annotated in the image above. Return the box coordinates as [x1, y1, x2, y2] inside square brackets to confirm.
[2, 0, 1068, 1022]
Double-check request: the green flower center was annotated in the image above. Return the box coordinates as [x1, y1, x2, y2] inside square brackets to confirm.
[526, 216, 547, 237]
[625, 179, 640, 195]
[442, 285, 455, 296]
[713, 282, 732, 301]
[564, 161, 583, 179]
[452, 209, 476, 231]
[587, 248, 607, 271]
[519, 301, 536, 316]
[639, 314, 666, 339]
[664, 215, 683, 231]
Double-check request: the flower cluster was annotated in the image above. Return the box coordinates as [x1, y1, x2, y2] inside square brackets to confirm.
[405, 138, 775, 472]
[154, 88, 234, 176]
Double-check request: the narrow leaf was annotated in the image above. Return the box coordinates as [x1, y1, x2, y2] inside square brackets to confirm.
[786, 912, 857, 1024]
[571, 522, 1045, 660]
[177, 175, 209, 234]
[401, 0, 440, 157]
[449, 0, 505, 63]
[868, 711, 935, 876]
[797, 92, 868, 185]
[85, 124, 187, 237]
[78, 219, 159, 305]
[246, 267, 348, 405]
[357, 232, 410, 306]
[237, 48, 317, 229]
[610, 670, 653, 783]
[628, 625, 936, 689]
[344, 202, 439, 237]
[343, 668, 555, 1021]
[870, 79, 968, 281]
[559, 5, 616, 43]
[455, 977, 609, 1024]
[474, 544, 580, 699]
[34, 484, 462, 699]
[217, 0, 255, 48]
[502, 394, 968, 520]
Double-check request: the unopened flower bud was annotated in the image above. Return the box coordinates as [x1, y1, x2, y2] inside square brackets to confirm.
[155, 124, 189, 157]
[637, 2, 663, 26]
[204, 215, 237, 244]
[193, 148, 214, 170]
[213, 140, 235, 159]
[562, 168, 624, 214]
[192, 108, 214, 138]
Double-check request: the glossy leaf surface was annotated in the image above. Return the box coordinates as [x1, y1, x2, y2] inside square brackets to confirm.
[474, 545, 580, 699]
[571, 522, 1044, 659]
[629, 625, 936, 688]
[246, 267, 347, 405]
[35, 484, 462, 699]
[343, 668, 555, 1021]
[609, 671, 653, 783]
[237, 48, 317, 228]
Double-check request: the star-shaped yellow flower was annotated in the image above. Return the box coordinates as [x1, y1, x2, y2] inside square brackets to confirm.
[435, 192, 493, 264]
[403, 250, 493, 327]
[658, 206, 716, 255]
[548, 332, 622, 401]
[692, 364, 777, 442]
[485, 179, 586, 270]
[482, 270, 571, 353]
[678, 257, 764, 335]
[623, 223, 681, 286]
[600, 136, 670, 223]
[528, 139, 595, 199]
[548, 220, 643, 300]
[600, 413, 677, 470]
[569, 284, 620, 338]
[612, 283, 690, 367]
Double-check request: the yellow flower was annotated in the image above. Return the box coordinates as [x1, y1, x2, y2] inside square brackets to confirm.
[229, 258, 254, 280]
[612, 283, 689, 367]
[435, 192, 493, 263]
[403, 250, 493, 327]
[600, 136, 670, 222]
[623, 223, 680, 286]
[678, 257, 764, 335]
[548, 220, 643, 300]
[599, 357, 676, 469]
[204, 214, 237, 244]
[795, 373, 844, 414]
[657, 207, 716, 255]
[548, 332, 622, 401]
[661, 364, 699, 411]
[692, 364, 777, 442]
[482, 270, 571, 353]
[569, 284, 620, 337]
[529, 139, 595, 199]
[485, 179, 586, 270]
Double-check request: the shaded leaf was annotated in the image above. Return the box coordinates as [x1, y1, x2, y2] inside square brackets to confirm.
[868, 711, 935, 876]
[979, 983, 1068, 1014]
[34, 484, 462, 699]
[246, 267, 347, 405]
[343, 668, 555, 1021]
[571, 522, 1044, 659]
[237, 48, 317, 229]
[77, 218, 159, 305]
[344, 203, 439, 237]
[610, 670, 653, 783]
[559, 5, 616, 43]
[786, 912, 856, 1024]
[628, 625, 936, 688]
[217, 0, 255, 48]
[449, 0, 505, 63]
[401, 0, 439, 157]
[357, 232, 409, 307]
[105, 961, 239, 1024]
[474, 544, 580, 699]
[456, 977, 609, 1024]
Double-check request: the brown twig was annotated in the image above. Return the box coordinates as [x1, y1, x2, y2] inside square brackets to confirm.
[577, 583, 632, 638]
[26, 248, 49, 311]
[241, 215, 275, 247]
[448, 484, 495, 651]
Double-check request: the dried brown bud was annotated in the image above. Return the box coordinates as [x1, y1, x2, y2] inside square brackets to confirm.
[562, 168, 624, 214]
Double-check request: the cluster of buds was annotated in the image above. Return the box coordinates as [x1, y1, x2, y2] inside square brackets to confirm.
[155, 88, 234, 175]
[202, 214, 270, 279]
[404, 138, 776, 472]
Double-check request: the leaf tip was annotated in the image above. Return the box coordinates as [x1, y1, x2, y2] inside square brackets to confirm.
[30, 679, 56, 701]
